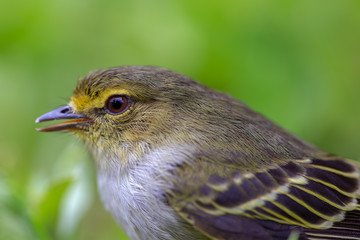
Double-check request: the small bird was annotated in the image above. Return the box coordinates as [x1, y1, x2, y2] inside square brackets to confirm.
[36, 66, 360, 240]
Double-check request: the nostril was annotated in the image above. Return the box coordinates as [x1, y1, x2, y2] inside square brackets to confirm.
[60, 107, 70, 114]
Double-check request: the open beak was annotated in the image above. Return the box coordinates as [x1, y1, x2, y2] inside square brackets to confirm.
[35, 105, 91, 132]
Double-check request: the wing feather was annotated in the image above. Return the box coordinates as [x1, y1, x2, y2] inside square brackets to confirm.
[169, 156, 360, 239]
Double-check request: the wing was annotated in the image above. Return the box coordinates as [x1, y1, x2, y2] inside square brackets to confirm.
[168, 156, 360, 240]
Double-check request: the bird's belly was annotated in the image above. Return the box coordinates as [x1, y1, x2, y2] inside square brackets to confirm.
[93, 144, 208, 240]
[96, 167, 191, 240]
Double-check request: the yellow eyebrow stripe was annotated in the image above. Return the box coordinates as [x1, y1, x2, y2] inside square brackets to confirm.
[70, 88, 132, 112]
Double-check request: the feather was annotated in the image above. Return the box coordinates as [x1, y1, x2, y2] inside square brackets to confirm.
[170, 157, 360, 239]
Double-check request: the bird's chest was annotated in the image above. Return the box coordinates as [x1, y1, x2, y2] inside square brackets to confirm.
[96, 161, 181, 240]
[92, 144, 204, 240]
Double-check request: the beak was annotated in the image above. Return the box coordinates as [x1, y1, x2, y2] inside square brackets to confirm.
[35, 105, 91, 132]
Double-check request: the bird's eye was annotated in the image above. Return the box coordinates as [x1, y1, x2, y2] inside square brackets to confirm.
[105, 95, 129, 115]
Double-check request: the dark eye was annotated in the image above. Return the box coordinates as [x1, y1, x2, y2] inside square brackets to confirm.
[105, 95, 129, 115]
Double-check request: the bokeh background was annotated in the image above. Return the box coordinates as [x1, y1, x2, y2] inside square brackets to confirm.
[1, 0, 360, 239]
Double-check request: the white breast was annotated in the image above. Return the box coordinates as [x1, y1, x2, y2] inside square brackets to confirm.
[94, 144, 195, 240]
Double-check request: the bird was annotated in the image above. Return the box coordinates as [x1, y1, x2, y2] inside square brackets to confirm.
[36, 66, 360, 240]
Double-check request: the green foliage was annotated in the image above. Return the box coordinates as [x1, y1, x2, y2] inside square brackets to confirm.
[0, 175, 40, 240]
[0, 0, 359, 239]
[34, 178, 72, 239]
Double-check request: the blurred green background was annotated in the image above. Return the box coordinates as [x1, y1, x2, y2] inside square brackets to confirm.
[1, 0, 360, 239]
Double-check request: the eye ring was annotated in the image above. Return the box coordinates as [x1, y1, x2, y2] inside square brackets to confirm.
[105, 95, 129, 115]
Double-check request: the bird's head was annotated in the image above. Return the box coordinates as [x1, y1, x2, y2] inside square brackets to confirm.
[36, 66, 230, 165]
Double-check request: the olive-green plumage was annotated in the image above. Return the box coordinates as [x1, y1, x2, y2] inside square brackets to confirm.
[36, 66, 360, 240]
